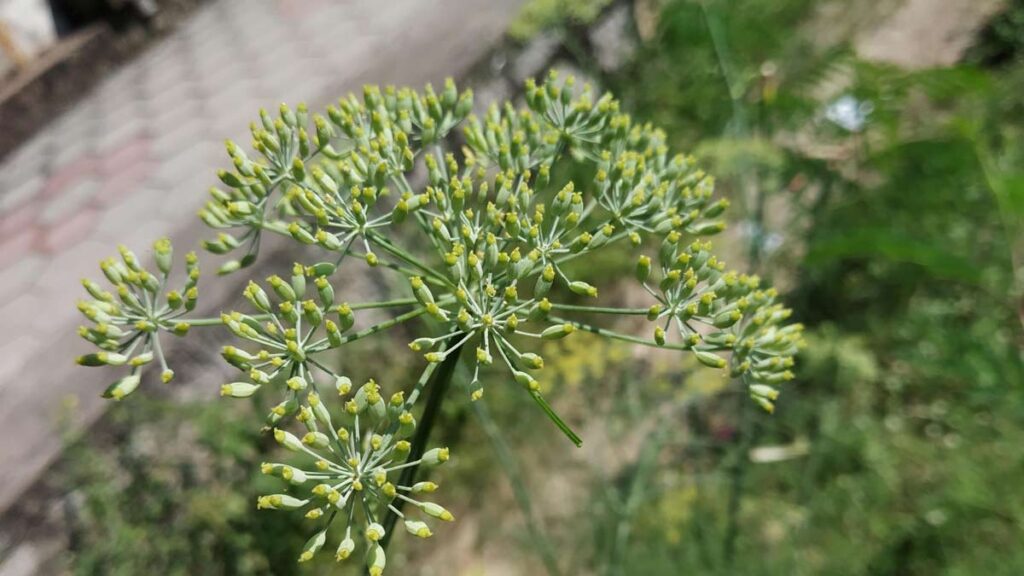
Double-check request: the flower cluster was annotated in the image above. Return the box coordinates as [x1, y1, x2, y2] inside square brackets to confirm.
[75, 73, 804, 572]
[258, 380, 450, 571]
[76, 239, 198, 398]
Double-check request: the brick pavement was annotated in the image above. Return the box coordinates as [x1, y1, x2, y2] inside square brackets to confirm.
[0, 0, 522, 517]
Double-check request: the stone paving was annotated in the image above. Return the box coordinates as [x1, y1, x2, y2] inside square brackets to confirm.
[0, 0, 521, 518]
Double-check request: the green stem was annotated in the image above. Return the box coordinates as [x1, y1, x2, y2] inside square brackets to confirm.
[335, 307, 428, 346]
[175, 314, 273, 327]
[348, 298, 419, 311]
[549, 316, 692, 352]
[530, 390, 582, 447]
[367, 231, 454, 288]
[548, 303, 651, 315]
[342, 247, 451, 288]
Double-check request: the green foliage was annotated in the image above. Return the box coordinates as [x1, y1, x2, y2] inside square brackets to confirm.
[584, 0, 1024, 574]
[509, 0, 613, 40]
[965, 0, 1024, 67]
[61, 397, 309, 576]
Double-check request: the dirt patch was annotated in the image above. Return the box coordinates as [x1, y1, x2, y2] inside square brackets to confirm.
[854, 0, 1005, 68]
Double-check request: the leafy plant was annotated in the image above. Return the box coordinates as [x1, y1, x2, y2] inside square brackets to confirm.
[588, 0, 1024, 574]
[71, 73, 801, 572]
[508, 0, 614, 41]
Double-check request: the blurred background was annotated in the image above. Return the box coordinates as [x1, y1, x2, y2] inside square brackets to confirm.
[1, 0, 1022, 574]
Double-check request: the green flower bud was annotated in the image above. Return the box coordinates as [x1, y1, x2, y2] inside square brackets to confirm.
[636, 255, 651, 283]
[221, 382, 261, 398]
[422, 447, 450, 466]
[335, 375, 352, 395]
[336, 532, 356, 561]
[102, 373, 141, 400]
[273, 428, 305, 452]
[412, 481, 438, 493]
[520, 353, 544, 370]
[366, 522, 386, 542]
[541, 323, 575, 340]
[302, 431, 331, 449]
[256, 494, 308, 510]
[366, 543, 386, 576]
[695, 350, 726, 369]
[405, 519, 433, 538]
[749, 384, 780, 401]
[298, 529, 326, 563]
[419, 501, 454, 522]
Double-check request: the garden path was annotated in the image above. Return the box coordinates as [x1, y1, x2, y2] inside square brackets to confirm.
[0, 0, 520, 524]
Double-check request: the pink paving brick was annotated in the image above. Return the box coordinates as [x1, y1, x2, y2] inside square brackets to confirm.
[93, 160, 156, 207]
[0, 336, 40, 387]
[0, 254, 43, 303]
[0, 292, 48, 336]
[39, 156, 97, 200]
[41, 206, 100, 253]
[97, 138, 152, 176]
[0, 201, 39, 243]
[0, 228, 41, 269]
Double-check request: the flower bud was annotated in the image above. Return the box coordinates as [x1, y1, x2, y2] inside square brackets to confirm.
[102, 373, 140, 400]
[366, 522, 386, 542]
[336, 532, 356, 561]
[256, 494, 308, 510]
[541, 323, 575, 340]
[695, 350, 726, 369]
[273, 428, 305, 452]
[298, 529, 326, 563]
[636, 255, 651, 283]
[422, 447, 450, 466]
[221, 382, 261, 398]
[568, 280, 598, 297]
[405, 519, 433, 538]
[520, 353, 544, 370]
[419, 502, 454, 522]
[412, 481, 438, 493]
[302, 431, 331, 449]
[366, 544, 386, 576]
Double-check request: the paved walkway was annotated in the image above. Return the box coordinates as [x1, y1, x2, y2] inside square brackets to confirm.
[0, 0, 521, 518]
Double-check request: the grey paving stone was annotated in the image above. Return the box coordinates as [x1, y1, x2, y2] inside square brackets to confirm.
[92, 120, 145, 156]
[0, 173, 43, 212]
[47, 135, 92, 173]
[160, 171, 214, 220]
[0, 336, 38, 393]
[0, 254, 43, 303]
[590, 4, 637, 72]
[94, 186, 168, 241]
[151, 138, 220, 186]
[473, 76, 513, 117]
[510, 31, 561, 83]
[39, 178, 99, 224]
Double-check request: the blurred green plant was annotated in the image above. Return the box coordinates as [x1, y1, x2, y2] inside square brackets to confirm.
[575, 0, 1024, 574]
[509, 0, 614, 41]
[60, 396, 309, 576]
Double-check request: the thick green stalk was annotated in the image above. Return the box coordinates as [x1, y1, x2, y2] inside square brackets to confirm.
[377, 335, 464, 554]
